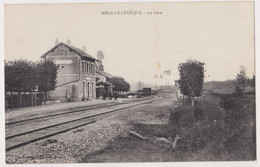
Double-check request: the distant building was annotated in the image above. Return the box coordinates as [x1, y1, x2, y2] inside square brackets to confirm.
[41, 39, 97, 101]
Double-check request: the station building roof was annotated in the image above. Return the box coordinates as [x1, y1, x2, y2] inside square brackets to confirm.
[41, 42, 97, 61]
[96, 70, 114, 79]
[96, 81, 114, 87]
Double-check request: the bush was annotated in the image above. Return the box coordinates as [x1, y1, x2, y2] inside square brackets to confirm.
[245, 91, 255, 95]
[194, 104, 205, 120]
[220, 94, 237, 110]
[168, 104, 216, 155]
[222, 95, 256, 160]
[168, 105, 195, 135]
[168, 94, 256, 160]
[235, 85, 243, 96]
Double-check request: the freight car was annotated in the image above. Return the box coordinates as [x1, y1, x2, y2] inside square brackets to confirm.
[136, 88, 157, 98]
[142, 88, 152, 96]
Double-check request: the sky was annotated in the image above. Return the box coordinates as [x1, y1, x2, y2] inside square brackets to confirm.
[4, 2, 255, 85]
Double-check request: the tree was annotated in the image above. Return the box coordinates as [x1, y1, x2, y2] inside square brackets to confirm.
[164, 70, 171, 87]
[97, 50, 104, 60]
[235, 66, 248, 96]
[164, 70, 171, 76]
[160, 74, 163, 79]
[250, 75, 255, 89]
[159, 74, 163, 88]
[5, 59, 38, 108]
[110, 77, 130, 93]
[5, 59, 37, 92]
[126, 82, 130, 92]
[36, 59, 59, 103]
[178, 59, 205, 111]
[97, 50, 105, 71]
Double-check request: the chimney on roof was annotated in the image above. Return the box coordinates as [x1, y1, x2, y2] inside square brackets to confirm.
[55, 39, 59, 45]
[66, 38, 71, 46]
[83, 45, 86, 52]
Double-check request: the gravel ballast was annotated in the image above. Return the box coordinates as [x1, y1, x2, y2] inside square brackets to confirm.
[6, 117, 130, 164]
[6, 96, 177, 164]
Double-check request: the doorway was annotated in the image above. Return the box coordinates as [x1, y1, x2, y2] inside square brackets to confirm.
[87, 82, 90, 98]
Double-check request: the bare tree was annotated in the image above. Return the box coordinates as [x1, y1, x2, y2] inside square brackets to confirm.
[164, 70, 171, 87]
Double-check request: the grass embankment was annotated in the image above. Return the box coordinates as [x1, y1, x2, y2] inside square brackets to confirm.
[81, 93, 256, 162]
[169, 93, 256, 161]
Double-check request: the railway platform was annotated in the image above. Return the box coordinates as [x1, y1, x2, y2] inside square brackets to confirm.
[5, 97, 154, 122]
[5, 98, 135, 122]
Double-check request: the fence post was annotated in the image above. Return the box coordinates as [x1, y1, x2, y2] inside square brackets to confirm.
[11, 91, 13, 109]
[23, 92, 26, 107]
[19, 92, 22, 108]
[31, 92, 34, 107]
[34, 93, 37, 106]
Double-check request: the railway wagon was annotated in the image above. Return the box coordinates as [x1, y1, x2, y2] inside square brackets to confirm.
[142, 88, 152, 96]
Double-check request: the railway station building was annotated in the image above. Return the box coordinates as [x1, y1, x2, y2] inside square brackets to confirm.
[95, 60, 114, 98]
[96, 70, 114, 98]
[41, 39, 97, 101]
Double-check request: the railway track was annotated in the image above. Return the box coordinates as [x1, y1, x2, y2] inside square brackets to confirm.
[6, 97, 154, 126]
[6, 97, 162, 152]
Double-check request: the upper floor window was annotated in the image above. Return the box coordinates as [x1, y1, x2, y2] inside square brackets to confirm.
[86, 63, 89, 74]
[91, 64, 95, 75]
[82, 61, 86, 73]
[88, 63, 91, 74]
[84, 62, 95, 75]
[60, 49, 65, 55]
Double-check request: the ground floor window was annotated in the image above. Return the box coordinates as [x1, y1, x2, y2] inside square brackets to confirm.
[92, 82, 94, 98]
[87, 82, 90, 98]
[83, 82, 86, 98]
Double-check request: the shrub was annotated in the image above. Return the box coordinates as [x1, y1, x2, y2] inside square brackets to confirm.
[220, 94, 236, 110]
[168, 93, 256, 160]
[168, 105, 195, 135]
[245, 91, 255, 95]
[194, 104, 205, 121]
[235, 85, 243, 96]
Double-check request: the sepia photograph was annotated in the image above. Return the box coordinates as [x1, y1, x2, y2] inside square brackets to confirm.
[1, 0, 258, 166]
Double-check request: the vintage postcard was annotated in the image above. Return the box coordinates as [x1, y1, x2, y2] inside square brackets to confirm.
[1, 0, 258, 167]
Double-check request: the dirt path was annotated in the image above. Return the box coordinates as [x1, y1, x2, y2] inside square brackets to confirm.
[81, 95, 180, 162]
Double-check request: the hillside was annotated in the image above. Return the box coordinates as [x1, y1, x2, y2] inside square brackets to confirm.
[204, 80, 236, 94]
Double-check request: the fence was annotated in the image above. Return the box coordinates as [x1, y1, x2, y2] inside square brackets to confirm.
[176, 93, 191, 105]
[5, 92, 44, 109]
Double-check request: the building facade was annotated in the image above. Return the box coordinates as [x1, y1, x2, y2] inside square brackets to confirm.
[96, 69, 114, 98]
[41, 40, 97, 101]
